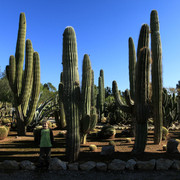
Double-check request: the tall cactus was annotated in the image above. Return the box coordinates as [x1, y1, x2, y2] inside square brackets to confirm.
[133, 47, 150, 153]
[112, 24, 150, 154]
[6, 13, 40, 136]
[62, 26, 80, 162]
[98, 76, 104, 121]
[80, 54, 97, 144]
[151, 10, 163, 144]
[128, 37, 136, 100]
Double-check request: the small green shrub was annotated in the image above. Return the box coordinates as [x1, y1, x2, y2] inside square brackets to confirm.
[0, 126, 8, 140]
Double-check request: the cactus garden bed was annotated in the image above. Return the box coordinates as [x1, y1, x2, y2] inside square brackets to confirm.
[0, 128, 180, 164]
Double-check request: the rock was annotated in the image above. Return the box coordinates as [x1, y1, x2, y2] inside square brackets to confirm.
[156, 158, 173, 170]
[172, 160, 180, 170]
[100, 145, 115, 156]
[68, 162, 79, 171]
[2, 160, 19, 170]
[136, 159, 155, 170]
[20, 160, 36, 170]
[126, 159, 136, 170]
[167, 139, 179, 153]
[96, 162, 107, 171]
[49, 157, 67, 170]
[108, 159, 126, 171]
[79, 161, 96, 171]
[163, 145, 167, 151]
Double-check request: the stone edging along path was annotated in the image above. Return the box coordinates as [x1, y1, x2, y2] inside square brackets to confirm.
[1, 158, 180, 171]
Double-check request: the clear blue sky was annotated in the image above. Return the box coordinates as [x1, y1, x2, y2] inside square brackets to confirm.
[0, 0, 180, 91]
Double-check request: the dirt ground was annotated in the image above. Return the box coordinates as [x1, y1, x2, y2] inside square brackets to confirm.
[0, 128, 180, 163]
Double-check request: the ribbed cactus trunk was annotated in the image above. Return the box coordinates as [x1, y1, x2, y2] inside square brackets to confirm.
[6, 13, 40, 136]
[133, 47, 150, 153]
[91, 70, 95, 107]
[98, 76, 104, 121]
[151, 10, 163, 144]
[57, 72, 66, 129]
[81, 54, 91, 118]
[81, 54, 92, 144]
[128, 37, 136, 100]
[62, 26, 80, 162]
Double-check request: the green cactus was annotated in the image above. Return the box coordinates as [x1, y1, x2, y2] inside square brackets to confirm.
[62, 26, 80, 162]
[162, 88, 178, 128]
[151, 10, 163, 144]
[81, 54, 91, 118]
[128, 37, 136, 100]
[91, 70, 95, 107]
[58, 82, 66, 129]
[133, 47, 150, 153]
[112, 24, 150, 154]
[80, 54, 97, 144]
[6, 13, 40, 136]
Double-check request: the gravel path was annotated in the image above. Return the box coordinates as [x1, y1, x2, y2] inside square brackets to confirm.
[0, 170, 180, 180]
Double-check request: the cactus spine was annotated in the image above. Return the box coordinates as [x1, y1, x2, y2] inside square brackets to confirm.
[6, 13, 40, 136]
[151, 10, 163, 144]
[62, 26, 80, 162]
[128, 37, 136, 100]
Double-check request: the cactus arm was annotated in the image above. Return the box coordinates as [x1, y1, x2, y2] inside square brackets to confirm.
[112, 81, 132, 113]
[58, 82, 66, 128]
[15, 13, 26, 97]
[21, 40, 33, 115]
[128, 37, 136, 100]
[137, 24, 149, 60]
[124, 89, 134, 106]
[25, 52, 40, 126]
[8, 55, 16, 92]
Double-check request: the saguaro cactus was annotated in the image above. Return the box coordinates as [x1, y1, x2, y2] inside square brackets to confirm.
[151, 10, 163, 144]
[62, 26, 80, 162]
[112, 24, 150, 154]
[6, 13, 40, 136]
[128, 37, 136, 100]
[81, 54, 97, 144]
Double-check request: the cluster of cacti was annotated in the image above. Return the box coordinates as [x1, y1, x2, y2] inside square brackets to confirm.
[162, 88, 178, 128]
[60, 27, 97, 162]
[112, 10, 164, 153]
[6, 13, 40, 136]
